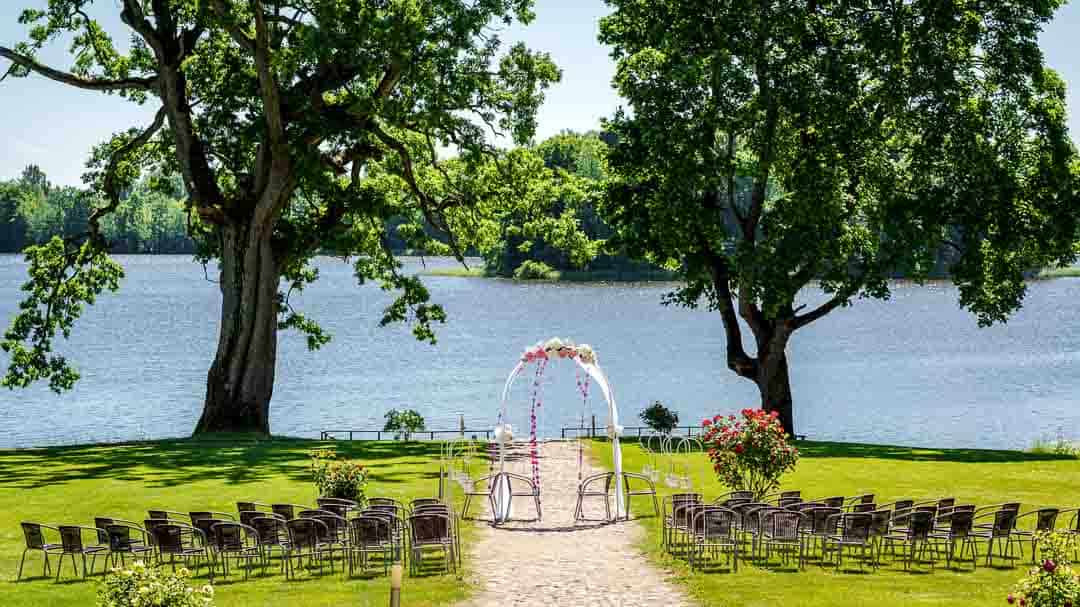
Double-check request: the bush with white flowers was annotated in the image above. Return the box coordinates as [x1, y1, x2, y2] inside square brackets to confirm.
[98, 561, 214, 607]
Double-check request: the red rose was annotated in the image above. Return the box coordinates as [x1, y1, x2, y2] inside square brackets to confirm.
[1007, 595, 1015, 604]
[734, 444, 744, 454]
[703, 418, 712, 426]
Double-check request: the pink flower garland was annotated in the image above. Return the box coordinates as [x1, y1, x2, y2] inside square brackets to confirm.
[575, 370, 590, 480]
[528, 358, 547, 496]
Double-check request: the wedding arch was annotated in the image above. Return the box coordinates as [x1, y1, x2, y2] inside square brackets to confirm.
[491, 338, 625, 522]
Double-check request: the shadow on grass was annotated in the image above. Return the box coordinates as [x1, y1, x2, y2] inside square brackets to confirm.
[612, 437, 1076, 464]
[0, 436, 451, 490]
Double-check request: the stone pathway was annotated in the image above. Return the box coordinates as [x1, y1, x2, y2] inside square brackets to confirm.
[459, 440, 694, 607]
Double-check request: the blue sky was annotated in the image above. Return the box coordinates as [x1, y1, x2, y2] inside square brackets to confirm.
[0, 1, 1077, 186]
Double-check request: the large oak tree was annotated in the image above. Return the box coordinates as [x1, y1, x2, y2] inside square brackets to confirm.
[599, 0, 1080, 435]
[0, 0, 566, 435]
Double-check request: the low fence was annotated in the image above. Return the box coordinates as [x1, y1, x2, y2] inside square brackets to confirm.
[319, 429, 493, 441]
[560, 424, 705, 439]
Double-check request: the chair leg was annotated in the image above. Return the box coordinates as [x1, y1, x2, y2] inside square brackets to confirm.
[16, 549, 28, 581]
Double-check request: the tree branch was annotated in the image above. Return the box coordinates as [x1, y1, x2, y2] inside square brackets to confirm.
[0, 47, 155, 92]
[700, 236, 758, 379]
[90, 106, 168, 242]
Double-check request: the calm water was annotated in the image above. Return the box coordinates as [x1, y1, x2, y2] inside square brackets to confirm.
[0, 254, 1078, 450]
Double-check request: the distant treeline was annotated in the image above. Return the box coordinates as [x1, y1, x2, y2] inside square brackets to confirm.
[0, 166, 194, 254]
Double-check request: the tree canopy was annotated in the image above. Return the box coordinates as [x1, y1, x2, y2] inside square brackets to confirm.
[0, 0, 573, 434]
[599, 0, 1080, 434]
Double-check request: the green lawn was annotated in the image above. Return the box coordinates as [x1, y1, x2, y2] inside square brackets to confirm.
[592, 439, 1080, 607]
[0, 437, 479, 607]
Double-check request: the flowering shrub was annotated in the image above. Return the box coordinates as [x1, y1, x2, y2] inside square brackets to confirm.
[702, 408, 799, 500]
[97, 561, 214, 607]
[1009, 532, 1080, 607]
[383, 408, 426, 440]
[310, 449, 368, 504]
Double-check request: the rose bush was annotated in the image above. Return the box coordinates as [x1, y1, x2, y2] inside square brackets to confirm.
[97, 561, 214, 607]
[702, 408, 799, 500]
[1009, 532, 1080, 607]
[310, 448, 368, 505]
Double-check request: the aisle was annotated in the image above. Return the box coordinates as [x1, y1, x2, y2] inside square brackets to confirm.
[458, 441, 693, 607]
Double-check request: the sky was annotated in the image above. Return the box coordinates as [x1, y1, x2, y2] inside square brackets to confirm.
[0, 1, 1077, 186]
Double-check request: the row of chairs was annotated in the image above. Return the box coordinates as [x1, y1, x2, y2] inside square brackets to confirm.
[17, 496, 460, 582]
[663, 490, 1074, 572]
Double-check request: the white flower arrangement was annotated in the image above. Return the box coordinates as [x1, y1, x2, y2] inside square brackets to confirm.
[576, 344, 597, 365]
[494, 423, 514, 443]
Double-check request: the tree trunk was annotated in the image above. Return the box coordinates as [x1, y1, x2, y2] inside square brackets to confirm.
[194, 219, 279, 435]
[757, 349, 796, 438]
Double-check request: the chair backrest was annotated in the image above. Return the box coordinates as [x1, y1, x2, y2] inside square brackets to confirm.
[859, 494, 876, 504]
[793, 501, 826, 512]
[94, 517, 114, 544]
[369, 497, 400, 506]
[191, 516, 223, 539]
[893, 499, 914, 512]
[694, 508, 737, 538]
[105, 524, 138, 552]
[410, 514, 450, 544]
[780, 490, 801, 500]
[765, 510, 803, 540]
[868, 509, 891, 538]
[21, 522, 48, 549]
[991, 510, 1017, 537]
[852, 503, 877, 513]
[804, 507, 841, 534]
[318, 503, 349, 517]
[239, 510, 264, 527]
[237, 501, 259, 513]
[937, 497, 956, 510]
[822, 496, 845, 508]
[250, 516, 286, 546]
[729, 490, 754, 501]
[147, 510, 171, 521]
[350, 516, 391, 546]
[211, 522, 245, 551]
[311, 514, 346, 542]
[150, 524, 186, 554]
[723, 497, 752, 509]
[272, 504, 296, 521]
[58, 526, 85, 553]
[840, 513, 872, 541]
[412, 498, 442, 509]
[671, 493, 702, 505]
[908, 510, 934, 540]
[286, 518, 322, 550]
[777, 496, 802, 508]
[189, 511, 215, 524]
[1036, 508, 1060, 532]
[948, 510, 974, 537]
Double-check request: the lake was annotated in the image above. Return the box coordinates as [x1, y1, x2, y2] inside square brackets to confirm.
[0, 254, 1078, 450]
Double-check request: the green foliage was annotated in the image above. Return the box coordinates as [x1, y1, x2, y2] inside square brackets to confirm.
[599, 0, 1080, 431]
[383, 409, 426, 440]
[0, 0, 568, 419]
[512, 260, 557, 280]
[639, 401, 679, 434]
[702, 409, 799, 500]
[1010, 532, 1080, 607]
[2, 237, 122, 392]
[97, 561, 215, 607]
[309, 448, 368, 504]
[0, 169, 194, 254]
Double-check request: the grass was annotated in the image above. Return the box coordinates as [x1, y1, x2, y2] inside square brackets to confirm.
[1037, 266, 1080, 279]
[0, 436, 480, 607]
[422, 266, 488, 278]
[591, 438, 1080, 607]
